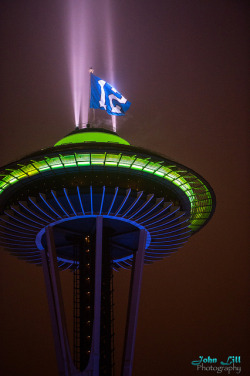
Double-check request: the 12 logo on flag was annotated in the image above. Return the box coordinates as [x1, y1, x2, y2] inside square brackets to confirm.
[90, 74, 131, 116]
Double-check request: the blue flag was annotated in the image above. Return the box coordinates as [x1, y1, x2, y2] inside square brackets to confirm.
[90, 74, 131, 116]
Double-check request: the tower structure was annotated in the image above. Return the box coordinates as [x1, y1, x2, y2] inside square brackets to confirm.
[0, 127, 215, 375]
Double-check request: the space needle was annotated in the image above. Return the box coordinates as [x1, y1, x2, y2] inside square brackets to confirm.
[0, 122, 215, 375]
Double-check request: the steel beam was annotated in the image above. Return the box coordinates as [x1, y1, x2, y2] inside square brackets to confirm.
[41, 225, 74, 375]
[122, 229, 147, 376]
[40, 217, 108, 375]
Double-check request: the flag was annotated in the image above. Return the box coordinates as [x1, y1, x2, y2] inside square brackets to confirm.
[90, 74, 131, 116]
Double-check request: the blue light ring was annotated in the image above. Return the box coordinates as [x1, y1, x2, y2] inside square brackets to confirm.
[35, 214, 151, 257]
[57, 252, 133, 266]
[1, 184, 187, 265]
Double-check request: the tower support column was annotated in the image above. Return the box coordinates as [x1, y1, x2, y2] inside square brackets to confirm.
[41, 225, 74, 376]
[41, 218, 104, 376]
[122, 229, 147, 376]
[84, 216, 103, 375]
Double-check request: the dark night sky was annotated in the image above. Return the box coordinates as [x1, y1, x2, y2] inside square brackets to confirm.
[0, 1, 249, 375]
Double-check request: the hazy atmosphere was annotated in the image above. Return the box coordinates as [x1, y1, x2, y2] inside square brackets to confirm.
[0, 1, 249, 375]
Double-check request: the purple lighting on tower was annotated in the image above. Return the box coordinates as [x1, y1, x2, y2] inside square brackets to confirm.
[67, 0, 92, 127]
[104, 0, 117, 132]
[67, 0, 117, 130]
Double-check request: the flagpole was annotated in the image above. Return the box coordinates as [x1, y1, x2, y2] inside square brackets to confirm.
[112, 115, 116, 133]
[88, 68, 95, 127]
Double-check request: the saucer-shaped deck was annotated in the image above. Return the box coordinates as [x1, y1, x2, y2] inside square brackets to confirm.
[0, 128, 216, 269]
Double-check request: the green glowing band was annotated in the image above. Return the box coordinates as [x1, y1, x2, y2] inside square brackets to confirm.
[0, 152, 213, 232]
[54, 132, 130, 146]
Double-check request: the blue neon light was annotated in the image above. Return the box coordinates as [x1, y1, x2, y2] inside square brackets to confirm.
[0, 223, 32, 236]
[128, 194, 154, 220]
[151, 225, 190, 236]
[0, 232, 33, 240]
[139, 202, 172, 225]
[115, 188, 131, 216]
[35, 214, 151, 264]
[64, 188, 77, 215]
[147, 213, 186, 231]
[99, 186, 105, 215]
[18, 202, 49, 223]
[77, 186, 85, 214]
[150, 236, 190, 244]
[147, 210, 183, 228]
[28, 197, 56, 221]
[50, 191, 69, 217]
[107, 187, 118, 215]
[11, 207, 44, 227]
[0, 216, 37, 233]
[0, 240, 35, 246]
[153, 230, 191, 240]
[4, 211, 41, 230]
[123, 191, 143, 217]
[149, 220, 189, 234]
[40, 193, 61, 218]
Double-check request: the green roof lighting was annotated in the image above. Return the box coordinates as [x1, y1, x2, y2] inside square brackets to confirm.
[55, 131, 130, 146]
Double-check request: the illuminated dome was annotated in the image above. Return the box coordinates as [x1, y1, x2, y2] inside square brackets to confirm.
[54, 127, 130, 146]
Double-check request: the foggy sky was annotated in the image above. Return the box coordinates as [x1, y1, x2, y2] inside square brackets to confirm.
[0, 1, 249, 375]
